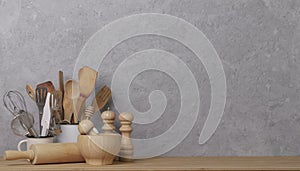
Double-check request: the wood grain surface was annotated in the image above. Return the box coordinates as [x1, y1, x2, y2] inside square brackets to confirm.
[1, 156, 300, 171]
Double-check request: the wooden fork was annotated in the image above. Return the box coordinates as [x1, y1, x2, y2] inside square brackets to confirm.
[80, 85, 111, 121]
[92, 85, 112, 112]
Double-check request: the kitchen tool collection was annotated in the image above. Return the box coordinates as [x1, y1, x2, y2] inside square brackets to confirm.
[3, 66, 134, 166]
[5, 107, 134, 165]
[3, 67, 111, 138]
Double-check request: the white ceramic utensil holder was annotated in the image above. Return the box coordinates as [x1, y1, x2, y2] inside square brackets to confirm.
[18, 136, 54, 151]
[55, 124, 79, 143]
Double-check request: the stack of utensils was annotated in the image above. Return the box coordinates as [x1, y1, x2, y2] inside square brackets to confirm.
[4, 66, 112, 138]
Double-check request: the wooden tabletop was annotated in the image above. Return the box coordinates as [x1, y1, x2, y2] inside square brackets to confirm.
[1, 156, 300, 171]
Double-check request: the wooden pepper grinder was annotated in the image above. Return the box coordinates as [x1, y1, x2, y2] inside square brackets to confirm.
[101, 107, 116, 134]
[119, 112, 134, 161]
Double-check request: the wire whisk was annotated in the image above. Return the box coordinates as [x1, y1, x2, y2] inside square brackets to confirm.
[3, 90, 38, 137]
[3, 90, 27, 116]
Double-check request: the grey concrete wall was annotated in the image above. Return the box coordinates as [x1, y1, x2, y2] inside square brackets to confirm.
[0, 0, 300, 156]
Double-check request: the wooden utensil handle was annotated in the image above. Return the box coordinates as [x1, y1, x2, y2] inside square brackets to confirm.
[4, 150, 34, 161]
[74, 96, 85, 123]
[58, 71, 64, 119]
[58, 71, 64, 92]
[25, 84, 36, 101]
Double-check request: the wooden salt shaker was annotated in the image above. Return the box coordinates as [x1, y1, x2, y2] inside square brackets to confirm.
[119, 112, 134, 161]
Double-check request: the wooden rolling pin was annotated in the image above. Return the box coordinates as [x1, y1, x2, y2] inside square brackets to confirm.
[4, 143, 84, 164]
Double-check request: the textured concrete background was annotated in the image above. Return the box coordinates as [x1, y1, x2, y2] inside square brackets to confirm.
[0, 0, 300, 156]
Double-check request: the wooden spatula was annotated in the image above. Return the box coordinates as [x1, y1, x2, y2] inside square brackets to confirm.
[74, 66, 98, 123]
[80, 85, 112, 121]
[36, 81, 55, 93]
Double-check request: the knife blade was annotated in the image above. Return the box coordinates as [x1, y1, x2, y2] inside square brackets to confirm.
[41, 93, 51, 136]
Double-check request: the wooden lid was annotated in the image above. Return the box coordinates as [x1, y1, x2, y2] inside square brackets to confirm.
[101, 108, 116, 120]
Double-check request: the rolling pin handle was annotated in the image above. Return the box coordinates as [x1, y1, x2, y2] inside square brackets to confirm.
[4, 150, 34, 161]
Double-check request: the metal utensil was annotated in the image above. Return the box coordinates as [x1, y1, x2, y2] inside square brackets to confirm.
[41, 93, 51, 136]
[50, 90, 62, 123]
[3, 90, 27, 114]
[49, 91, 62, 136]
[3, 90, 38, 137]
[11, 112, 35, 136]
[35, 87, 48, 135]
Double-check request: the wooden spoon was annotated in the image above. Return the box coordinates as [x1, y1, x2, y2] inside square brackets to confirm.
[75, 66, 98, 123]
[62, 80, 79, 123]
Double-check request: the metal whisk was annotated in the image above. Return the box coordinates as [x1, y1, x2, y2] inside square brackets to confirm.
[3, 90, 38, 137]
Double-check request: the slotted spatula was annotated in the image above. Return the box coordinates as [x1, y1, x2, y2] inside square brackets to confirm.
[92, 85, 111, 112]
[81, 85, 112, 121]
[35, 87, 48, 135]
[36, 81, 55, 93]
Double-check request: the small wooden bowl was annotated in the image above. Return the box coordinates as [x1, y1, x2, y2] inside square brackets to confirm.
[77, 134, 121, 165]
